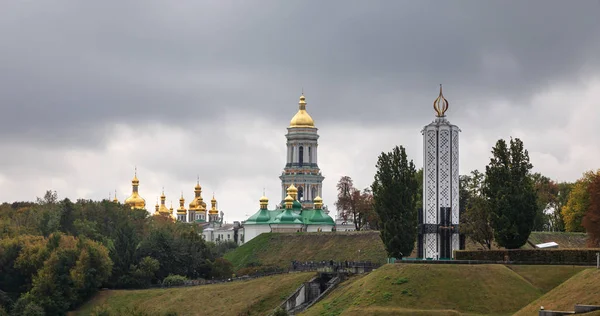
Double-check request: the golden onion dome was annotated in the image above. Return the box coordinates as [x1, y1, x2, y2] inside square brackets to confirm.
[125, 170, 145, 210]
[259, 195, 269, 203]
[284, 194, 294, 209]
[313, 196, 323, 209]
[289, 94, 315, 128]
[287, 184, 298, 194]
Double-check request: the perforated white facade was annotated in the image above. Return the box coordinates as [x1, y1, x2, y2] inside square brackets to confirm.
[421, 117, 460, 259]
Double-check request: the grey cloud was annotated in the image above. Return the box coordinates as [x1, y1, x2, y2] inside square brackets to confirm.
[1, 0, 600, 146]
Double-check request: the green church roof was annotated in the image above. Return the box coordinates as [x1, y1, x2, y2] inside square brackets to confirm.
[244, 209, 272, 225]
[244, 204, 334, 226]
[273, 209, 303, 224]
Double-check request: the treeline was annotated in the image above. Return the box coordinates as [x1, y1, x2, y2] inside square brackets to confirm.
[340, 137, 600, 257]
[0, 191, 234, 316]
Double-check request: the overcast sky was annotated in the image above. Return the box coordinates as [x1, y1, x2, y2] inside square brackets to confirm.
[1, 1, 600, 222]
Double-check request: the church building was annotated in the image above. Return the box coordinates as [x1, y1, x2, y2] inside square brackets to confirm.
[242, 93, 335, 243]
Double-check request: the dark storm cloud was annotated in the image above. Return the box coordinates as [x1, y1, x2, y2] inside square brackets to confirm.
[1, 0, 599, 146]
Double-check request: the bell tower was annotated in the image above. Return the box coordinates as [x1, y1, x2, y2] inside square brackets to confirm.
[279, 93, 324, 209]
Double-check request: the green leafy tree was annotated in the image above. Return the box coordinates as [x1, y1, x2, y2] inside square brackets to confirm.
[483, 138, 537, 249]
[460, 170, 494, 249]
[415, 168, 423, 211]
[530, 173, 559, 231]
[372, 146, 418, 258]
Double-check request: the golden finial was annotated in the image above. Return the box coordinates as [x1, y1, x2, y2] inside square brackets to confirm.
[299, 93, 306, 110]
[433, 84, 449, 117]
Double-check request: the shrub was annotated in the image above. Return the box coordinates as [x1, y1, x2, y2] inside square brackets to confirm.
[455, 248, 600, 264]
[162, 274, 187, 287]
[272, 307, 289, 316]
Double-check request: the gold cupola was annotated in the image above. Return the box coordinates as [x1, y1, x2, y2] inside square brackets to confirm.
[158, 190, 170, 215]
[313, 196, 323, 210]
[284, 194, 294, 209]
[154, 198, 159, 214]
[209, 194, 219, 215]
[289, 93, 315, 128]
[177, 192, 186, 215]
[433, 84, 449, 117]
[259, 194, 269, 210]
[287, 184, 298, 200]
[189, 179, 202, 210]
[125, 168, 146, 210]
[112, 190, 119, 203]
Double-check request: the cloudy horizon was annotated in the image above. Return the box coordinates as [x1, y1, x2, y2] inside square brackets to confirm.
[1, 0, 599, 222]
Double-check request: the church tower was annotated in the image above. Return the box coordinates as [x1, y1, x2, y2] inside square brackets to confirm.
[279, 93, 324, 209]
[124, 168, 146, 210]
[418, 86, 461, 259]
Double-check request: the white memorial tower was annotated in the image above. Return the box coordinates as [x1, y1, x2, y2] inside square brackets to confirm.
[418, 85, 461, 259]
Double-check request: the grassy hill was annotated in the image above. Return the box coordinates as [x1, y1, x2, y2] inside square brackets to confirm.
[522, 231, 588, 249]
[514, 268, 600, 315]
[74, 272, 314, 316]
[506, 265, 588, 292]
[302, 264, 548, 316]
[225, 232, 388, 270]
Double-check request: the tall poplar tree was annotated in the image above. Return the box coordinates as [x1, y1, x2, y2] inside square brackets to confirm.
[372, 146, 418, 258]
[483, 138, 537, 249]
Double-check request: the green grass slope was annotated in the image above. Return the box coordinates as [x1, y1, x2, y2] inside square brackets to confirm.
[507, 265, 588, 292]
[226, 232, 387, 270]
[302, 264, 542, 316]
[514, 268, 599, 315]
[74, 272, 314, 316]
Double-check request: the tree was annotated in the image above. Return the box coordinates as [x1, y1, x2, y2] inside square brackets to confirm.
[372, 146, 418, 258]
[530, 173, 559, 231]
[581, 170, 600, 246]
[460, 170, 493, 249]
[483, 138, 537, 249]
[549, 182, 573, 232]
[562, 171, 595, 232]
[334, 176, 376, 230]
[415, 168, 423, 211]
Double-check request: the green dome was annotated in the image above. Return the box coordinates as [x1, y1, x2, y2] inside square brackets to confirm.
[274, 209, 302, 224]
[309, 209, 335, 225]
[245, 209, 272, 225]
[292, 200, 302, 211]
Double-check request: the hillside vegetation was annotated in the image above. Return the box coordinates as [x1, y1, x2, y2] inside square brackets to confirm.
[522, 231, 587, 249]
[506, 265, 588, 292]
[74, 272, 314, 316]
[515, 268, 600, 315]
[225, 232, 388, 270]
[302, 264, 543, 316]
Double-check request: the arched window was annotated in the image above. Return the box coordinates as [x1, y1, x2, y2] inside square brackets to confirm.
[309, 147, 312, 163]
[298, 186, 304, 201]
[311, 187, 317, 200]
[299, 146, 304, 166]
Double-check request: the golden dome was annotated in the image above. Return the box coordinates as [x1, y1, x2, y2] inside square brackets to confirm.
[287, 184, 298, 200]
[289, 94, 315, 128]
[209, 194, 218, 215]
[112, 190, 119, 203]
[284, 194, 294, 209]
[313, 196, 323, 209]
[125, 169, 146, 210]
[259, 195, 269, 209]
